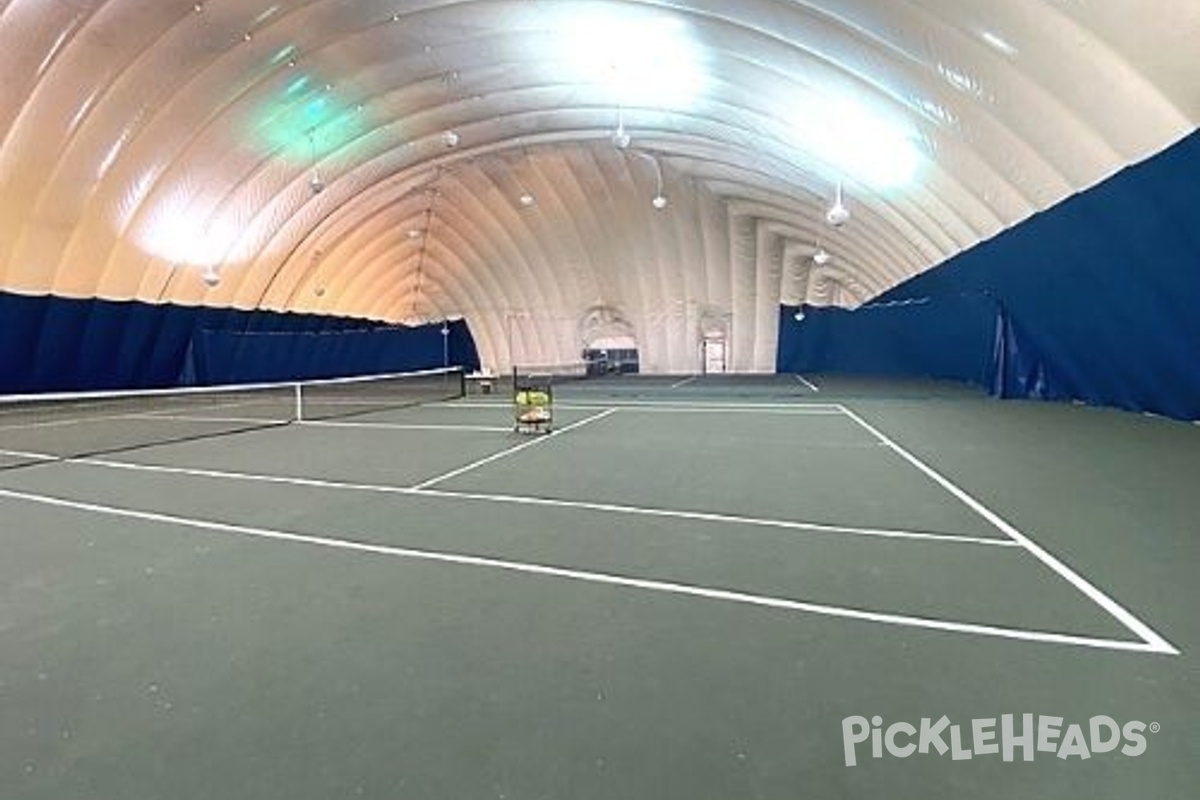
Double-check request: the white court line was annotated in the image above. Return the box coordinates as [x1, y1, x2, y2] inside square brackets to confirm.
[137, 398, 286, 418]
[299, 420, 513, 434]
[0, 485, 1163, 654]
[795, 374, 821, 393]
[126, 414, 289, 426]
[836, 404, 1180, 656]
[16, 453, 1014, 548]
[17, 412, 511, 434]
[0, 448, 58, 463]
[412, 408, 620, 490]
[0, 410, 150, 431]
[556, 405, 842, 416]
[297, 398, 438, 406]
[450, 400, 844, 414]
[416, 486, 1017, 548]
[670, 376, 698, 389]
[0, 398, 284, 431]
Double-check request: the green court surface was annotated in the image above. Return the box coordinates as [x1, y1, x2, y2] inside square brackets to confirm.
[1, 374, 1198, 799]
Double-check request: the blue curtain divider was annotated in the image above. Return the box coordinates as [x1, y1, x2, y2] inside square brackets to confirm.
[189, 320, 478, 385]
[778, 128, 1200, 420]
[0, 292, 480, 393]
[777, 293, 1004, 391]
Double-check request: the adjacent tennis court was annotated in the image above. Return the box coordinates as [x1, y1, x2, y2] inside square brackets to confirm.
[1, 372, 1197, 800]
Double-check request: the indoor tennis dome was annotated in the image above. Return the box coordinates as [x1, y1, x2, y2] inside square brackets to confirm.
[2, 1, 1198, 416]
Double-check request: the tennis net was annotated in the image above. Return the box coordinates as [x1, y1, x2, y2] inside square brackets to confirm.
[512, 359, 611, 387]
[0, 366, 465, 470]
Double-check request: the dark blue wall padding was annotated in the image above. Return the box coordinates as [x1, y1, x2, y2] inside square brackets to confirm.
[778, 128, 1200, 420]
[777, 295, 1000, 389]
[0, 292, 481, 393]
[189, 319, 478, 384]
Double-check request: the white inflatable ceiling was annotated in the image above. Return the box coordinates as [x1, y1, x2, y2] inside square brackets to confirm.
[1, 0, 1197, 371]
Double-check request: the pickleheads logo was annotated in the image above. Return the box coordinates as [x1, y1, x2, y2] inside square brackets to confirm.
[842, 715, 1159, 767]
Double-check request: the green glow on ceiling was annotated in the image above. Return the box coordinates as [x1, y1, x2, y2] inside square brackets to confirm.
[253, 73, 373, 164]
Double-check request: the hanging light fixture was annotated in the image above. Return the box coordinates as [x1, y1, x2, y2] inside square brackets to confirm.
[612, 107, 632, 150]
[516, 140, 536, 207]
[636, 151, 667, 210]
[825, 182, 850, 227]
[307, 130, 325, 195]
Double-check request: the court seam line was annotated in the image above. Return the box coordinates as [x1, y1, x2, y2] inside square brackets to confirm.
[835, 404, 1180, 657]
[411, 408, 620, 490]
[9, 450, 1019, 548]
[0, 484, 1162, 654]
[670, 376, 698, 389]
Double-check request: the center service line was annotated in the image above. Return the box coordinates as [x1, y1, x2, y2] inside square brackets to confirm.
[411, 407, 619, 491]
[795, 374, 821, 393]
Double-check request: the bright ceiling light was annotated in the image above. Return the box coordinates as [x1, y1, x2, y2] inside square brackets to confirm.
[134, 187, 253, 269]
[937, 63, 984, 97]
[812, 247, 832, 266]
[980, 31, 1018, 56]
[915, 97, 956, 128]
[553, 6, 706, 109]
[788, 95, 923, 189]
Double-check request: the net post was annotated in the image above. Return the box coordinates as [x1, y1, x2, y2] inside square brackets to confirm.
[293, 383, 303, 422]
